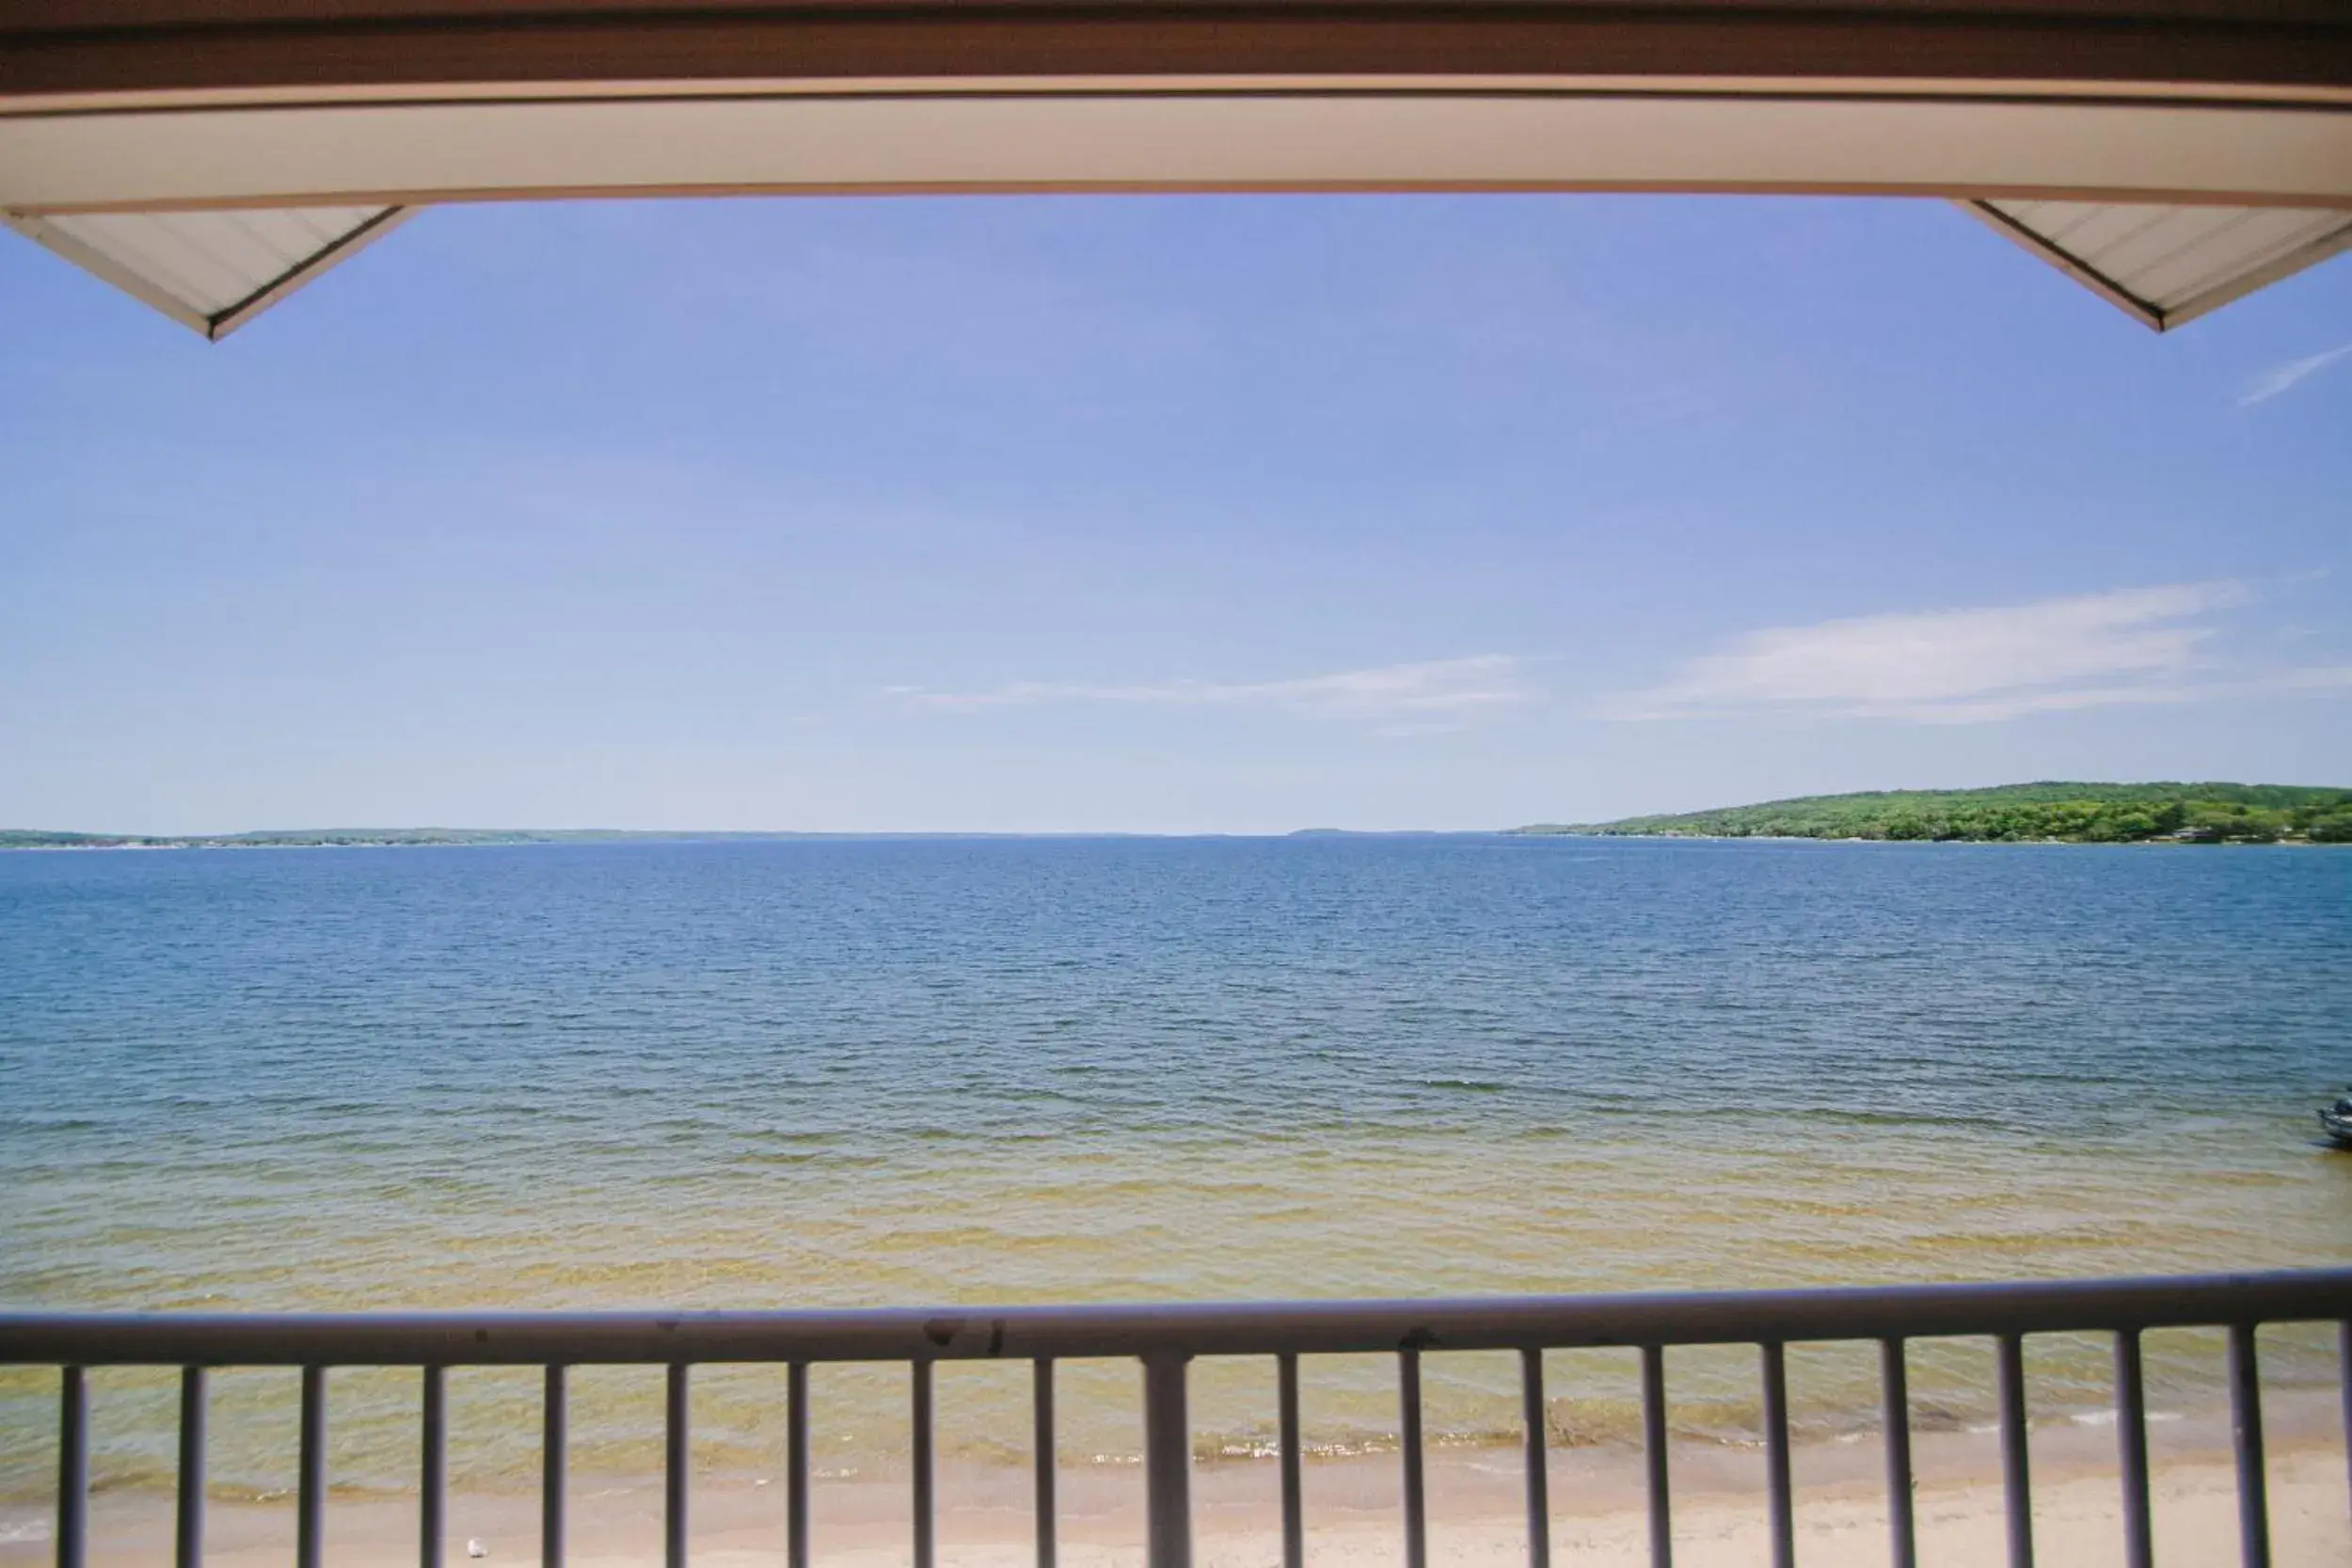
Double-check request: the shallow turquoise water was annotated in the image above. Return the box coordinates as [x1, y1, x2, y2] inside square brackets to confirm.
[3, 836, 2349, 1497]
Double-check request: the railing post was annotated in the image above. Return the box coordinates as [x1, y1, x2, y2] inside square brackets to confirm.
[421, 1366, 446, 1568]
[298, 1367, 326, 1568]
[1142, 1353, 1192, 1568]
[543, 1367, 566, 1568]
[56, 1366, 87, 1568]
[787, 1363, 809, 1568]
[1880, 1338, 1915, 1568]
[912, 1360, 935, 1568]
[1277, 1354, 1303, 1568]
[1032, 1359, 1057, 1568]
[2228, 1323, 2270, 1568]
[177, 1368, 206, 1568]
[2341, 1323, 2352, 1528]
[666, 1364, 689, 1568]
[2114, 1331, 2153, 1568]
[1399, 1350, 1427, 1568]
[1758, 1343, 1793, 1568]
[1640, 1346, 1672, 1568]
[1519, 1348, 1550, 1568]
[1996, 1335, 2033, 1568]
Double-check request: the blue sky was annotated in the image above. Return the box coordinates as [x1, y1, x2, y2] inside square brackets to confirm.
[3, 195, 2348, 833]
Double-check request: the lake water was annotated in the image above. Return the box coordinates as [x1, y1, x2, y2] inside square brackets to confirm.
[4, 836, 2349, 1504]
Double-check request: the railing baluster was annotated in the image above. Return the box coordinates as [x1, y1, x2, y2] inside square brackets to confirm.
[666, 1364, 690, 1568]
[2341, 1323, 2352, 1527]
[298, 1368, 326, 1568]
[1399, 1350, 1427, 1568]
[2114, 1331, 2153, 1568]
[1759, 1343, 1793, 1568]
[1035, 1354, 1063, 1568]
[56, 1366, 87, 1568]
[421, 1366, 446, 1568]
[787, 1363, 809, 1568]
[542, 1367, 566, 1568]
[178, 1368, 206, 1568]
[1032, 1359, 1057, 1568]
[1879, 1338, 1914, 1568]
[2228, 1323, 2270, 1568]
[1520, 1348, 1549, 1568]
[912, 1360, 935, 1568]
[1277, 1353, 1303, 1568]
[1996, 1334, 2032, 1568]
[1641, 1346, 1671, 1568]
[1141, 1353, 1192, 1568]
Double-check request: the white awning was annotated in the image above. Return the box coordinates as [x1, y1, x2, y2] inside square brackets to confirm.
[2, 205, 407, 339]
[4, 3, 2346, 339]
[1970, 200, 2352, 330]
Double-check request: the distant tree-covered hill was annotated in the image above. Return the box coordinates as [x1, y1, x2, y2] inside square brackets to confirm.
[1516, 783, 2352, 844]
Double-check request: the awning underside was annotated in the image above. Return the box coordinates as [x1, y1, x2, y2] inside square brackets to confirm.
[2, 205, 406, 340]
[13, 194, 2348, 341]
[4, 2, 2346, 340]
[1971, 200, 2352, 331]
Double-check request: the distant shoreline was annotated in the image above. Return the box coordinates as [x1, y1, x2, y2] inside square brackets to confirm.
[8, 782, 2352, 848]
[0, 830, 1260, 850]
[4, 827, 2348, 851]
[0, 829, 1484, 850]
[1, 831, 945, 850]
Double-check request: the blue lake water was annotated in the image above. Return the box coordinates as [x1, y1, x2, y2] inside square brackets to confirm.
[4, 836, 2349, 1496]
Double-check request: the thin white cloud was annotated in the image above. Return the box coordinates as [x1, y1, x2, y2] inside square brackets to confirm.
[1598, 581, 2352, 724]
[1885, 665, 2352, 724]
[2239, 342, 2352, 406]
[894, 655, 1531, 724]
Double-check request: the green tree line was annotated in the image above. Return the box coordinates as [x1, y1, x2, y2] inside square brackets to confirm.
[1521, 783, 2352, 844]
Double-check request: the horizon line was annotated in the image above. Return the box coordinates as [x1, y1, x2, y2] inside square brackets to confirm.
[0, 826, 1506, 844]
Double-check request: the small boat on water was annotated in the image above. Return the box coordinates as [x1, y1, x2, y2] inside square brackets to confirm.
[2321, 1089, 2352, 1148]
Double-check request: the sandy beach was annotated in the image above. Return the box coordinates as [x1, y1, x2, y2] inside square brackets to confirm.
[14, 1396, 2345, 1568]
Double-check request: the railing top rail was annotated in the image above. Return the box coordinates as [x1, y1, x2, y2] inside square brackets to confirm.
[4, 1269, 2349, 1367]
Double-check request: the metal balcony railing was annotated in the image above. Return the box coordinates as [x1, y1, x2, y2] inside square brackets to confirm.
[6, 1268, 2351, 1568]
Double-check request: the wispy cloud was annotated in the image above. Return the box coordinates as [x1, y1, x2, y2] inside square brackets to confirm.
[2239, 342, 2352, 406]
[892, 655, 1532, 729]
[1600, 581, 2352, 724]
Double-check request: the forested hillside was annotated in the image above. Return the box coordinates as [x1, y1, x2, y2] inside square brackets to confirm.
[1519, 783, 2352, 844]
